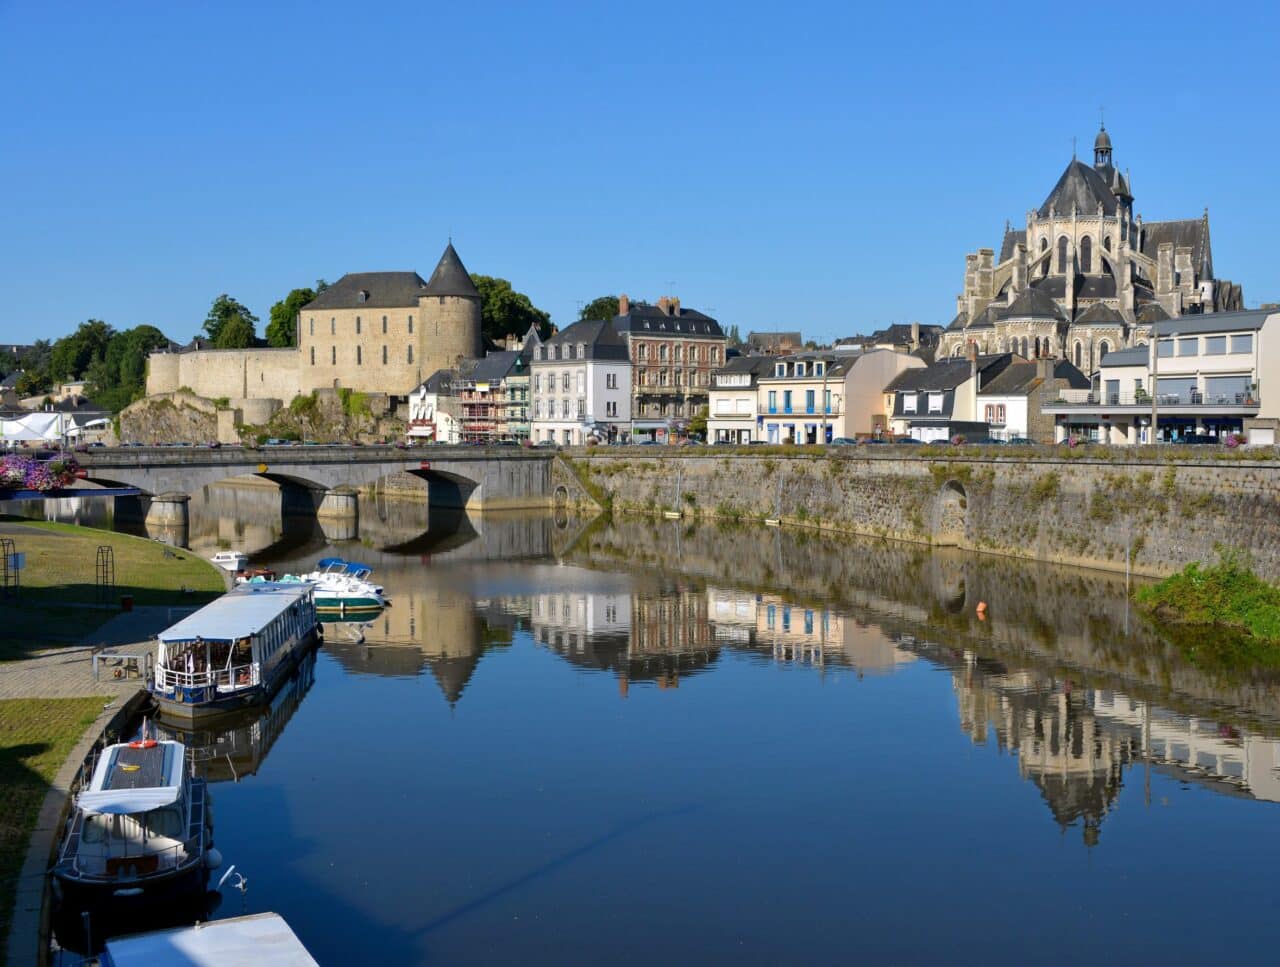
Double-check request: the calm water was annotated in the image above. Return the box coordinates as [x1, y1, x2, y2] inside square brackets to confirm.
[43, 493, 1280, 962]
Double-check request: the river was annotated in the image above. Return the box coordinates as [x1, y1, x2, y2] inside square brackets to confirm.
[36, 488, 1280, 963]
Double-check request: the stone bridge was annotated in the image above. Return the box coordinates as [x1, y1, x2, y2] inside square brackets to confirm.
[75, 445, 557, 541]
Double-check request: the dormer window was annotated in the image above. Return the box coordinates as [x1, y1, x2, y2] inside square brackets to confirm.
[358, 290, 369, 303]
[578, 343, 586, 359]
[795, 362, 806, 377]
[814, 363, 824, 376]
[643, 321, 650, 329]
[775, 364, 785, 377]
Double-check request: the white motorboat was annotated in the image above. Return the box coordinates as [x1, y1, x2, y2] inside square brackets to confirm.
[272, 558, 388, 613]
[210, 551, 249, 573]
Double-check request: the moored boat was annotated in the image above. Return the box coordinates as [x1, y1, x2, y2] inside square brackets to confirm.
[98, 911, 318, 966]
[150, 583, 318, 720]
[275, 558, 388, 614]
[210, 551, 249, 573]
[52, 738, 215, 931]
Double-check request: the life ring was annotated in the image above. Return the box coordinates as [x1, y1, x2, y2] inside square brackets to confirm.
[128, 739, 158, 749]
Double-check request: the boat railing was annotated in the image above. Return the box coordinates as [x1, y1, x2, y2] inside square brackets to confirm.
[156, 663, 260, 692]
[60, 821, 199, 879]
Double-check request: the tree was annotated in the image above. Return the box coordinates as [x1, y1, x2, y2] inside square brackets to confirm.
[579, 295, 622, 322]
[14, 369, 50, 398]
[49, 320, 115, 382]
[267, 287, 317, 347]
[215, 313, 256, 349]
[688, 405, 709, 439]
[724, 324, 743, 349]
[202, 294, 259, 344]
[470, 274, 552, 343]
[87, 325, 171, 412]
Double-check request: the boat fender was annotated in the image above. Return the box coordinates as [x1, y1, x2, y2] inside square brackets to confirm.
[127, 739, 158, 749]
[206, 847, 223, 871]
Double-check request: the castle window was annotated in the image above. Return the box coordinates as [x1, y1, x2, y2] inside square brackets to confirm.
[1073, 342, 1082, 367]
[408, 316, 414, 333]
[408, 345, 414, 364]
[1057, 237, 1069, 273]
[439, 297, 445, 305]
[356, 316, 361, 334]
[358, 290, 368, 303]
[309, 318, 314, 336]
[330, 318, 335, 335]
[331, 346, 336, 365]
[310, 347, 315, 365]
[382, 345, 388, 365]
[357, 345, 362, 365]
[382, 316, 387, 334]
[1080, 236, 1093, 274]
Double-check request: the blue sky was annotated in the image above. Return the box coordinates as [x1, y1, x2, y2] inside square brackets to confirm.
[2, 0, 1278, 346]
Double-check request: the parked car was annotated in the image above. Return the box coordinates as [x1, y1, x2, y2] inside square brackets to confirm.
[830, 437, 858, 446]
[892, 438, 923, 445]
[974, 437, 1007, 446]
[1005, 437, 1035, 445]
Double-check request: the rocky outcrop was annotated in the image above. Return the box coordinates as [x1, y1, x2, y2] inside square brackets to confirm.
[119, 392, 217, 444]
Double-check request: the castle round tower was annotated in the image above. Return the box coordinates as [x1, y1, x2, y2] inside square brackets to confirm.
[417, 242, 483, 376]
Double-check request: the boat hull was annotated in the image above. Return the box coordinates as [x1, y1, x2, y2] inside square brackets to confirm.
[314, 595, 385, 614]
[150, 631, 318, 721]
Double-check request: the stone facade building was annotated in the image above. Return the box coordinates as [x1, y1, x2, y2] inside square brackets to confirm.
[146, 242, 484, 408]
[938, 126, 1244, 374]
[610, 296, 726, 434]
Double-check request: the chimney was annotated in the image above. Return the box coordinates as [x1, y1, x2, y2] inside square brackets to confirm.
[618, 293, 629, 316]
[1037, 356, 1054, 381]
[910, 321, 920, 349]
[671, 296, 681, 315]
[657, 296, 672, 315]
[968, 340, 978, 390]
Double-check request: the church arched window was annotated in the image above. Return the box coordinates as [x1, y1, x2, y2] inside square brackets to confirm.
[1057, 237, 1069, 273]
[1099, 340, 1110, 360]
[1073, 342, 1083, 368]
[1021, 337, 1029, 358]
[1080, 236, 1092, 273]
[1103, 236, 1112, 252]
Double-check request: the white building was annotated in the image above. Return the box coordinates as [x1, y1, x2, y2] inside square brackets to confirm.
[1042, 308, 1278, 443]
[708, 356, 772, 444]
[530, 320, 632, 446]
[405, 370, 462, 443]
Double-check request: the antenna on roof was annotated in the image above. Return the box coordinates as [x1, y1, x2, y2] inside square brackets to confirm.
[1072, 135, 1077, 160]
[1099, 105, 1105, 129]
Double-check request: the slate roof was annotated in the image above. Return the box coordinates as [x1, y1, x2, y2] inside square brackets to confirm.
[304, 272, 428, 310]
[1072, 302, 1125, 327]
[980, 360, 1091, 395]
[1005, 288, 1063, 320]
[421, 242, 481, 299]
[1038, 159, 1120, 218]
[540, 319, 630, 362]
[715, 355, 775, 377]
[884, 355, 1013, 393]
[615, 304, 723, 338]
[1141, 219, 1210, 277]
[999, 228, 1026, 263]
[1151, 308, 1274, 336]
[1135, 302, 1171, 325]
[866, 323, 944, 346]
[1077, 275, 1118, 300]
[946, 310, 969, 332]
[0, 372, 20, 389]
[417, 369, 457, 394]
[1099, 347, 1148, 368]
[470, 351, 521, 383]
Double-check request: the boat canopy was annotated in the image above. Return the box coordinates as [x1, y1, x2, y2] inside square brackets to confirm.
[101, 912, 319, 966]
[78, 741, 186, 815]
[316, 557, 347, 569]
[159, 583, 313, 644]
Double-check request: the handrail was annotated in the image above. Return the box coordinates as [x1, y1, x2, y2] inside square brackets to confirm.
[1049, 391, 1258, 407]
[157, 663, 258, 691]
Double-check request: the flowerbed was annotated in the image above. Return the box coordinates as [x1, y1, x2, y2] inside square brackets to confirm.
[0, 454, 80, 493]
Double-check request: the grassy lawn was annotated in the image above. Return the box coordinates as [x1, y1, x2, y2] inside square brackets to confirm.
[0, 519, 223, 606]
[0, 696, 103, 962]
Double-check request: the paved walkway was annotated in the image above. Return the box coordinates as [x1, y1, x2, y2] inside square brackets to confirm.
[4, 606, 192, 967]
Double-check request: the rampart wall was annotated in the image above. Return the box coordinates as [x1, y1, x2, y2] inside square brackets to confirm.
[146, 348, 301, 402]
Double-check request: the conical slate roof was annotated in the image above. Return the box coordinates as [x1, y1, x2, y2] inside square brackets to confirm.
[1004, 287, 1063, 320]
[1073, 302, 1125, 326]
[422, 242, 480, 299]
[1037, 160, 1120, 218]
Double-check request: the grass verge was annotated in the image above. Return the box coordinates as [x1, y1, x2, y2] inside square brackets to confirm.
[0, 697, 103, 962]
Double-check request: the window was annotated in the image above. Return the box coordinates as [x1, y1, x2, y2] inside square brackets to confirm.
[928, 393, 943, 413]
[638, 344, 648, 360]
[330, 318, 336, 335]
[659, 345, 668, 361]
[1104, 235, 1112, 251]
[1074, 342, 1083, 367]
[606, 373, 616, 389]
[805, 389, 815, 413]
[309, 318, 314, 336]
[408, 345, 413, 364]
[561, 398, 569, 418]
[534, 374, 541, 393]
[382, 316, 387, 334]
[310, 347, 315, 365]
[1231, 333, 1254, 354]
[534, 400, 542, 418]
[985, 404, 994, 422]
[768, 390, 777, 413]
[795, 362, 806, 377]
[674, 345, 682, 362]
[1178, 337, 1198, 357]
[775, 363, 785, 377]
[355, 316, 361, 334]
[408, 315, 414, 333]
[382, 345, 388, 364]
[814, 362, 824, 376]
[1057, 236, 1069, 273]
[1080, 236, 1092, 273]
[783, 390, 793, 413]
[356, 345, 362, 365]
[1157, 338, 1174, 358]
[1205, 335, 1226, 355]
[577, 399, 586, 417]
[1098, 340, 1110, 360]
[331, 346, 336, 364]
[903, 393, 917, 413]
[576, 372, 584, 394]
[711, 347, 720, 363]
[606, 401, 617, 417]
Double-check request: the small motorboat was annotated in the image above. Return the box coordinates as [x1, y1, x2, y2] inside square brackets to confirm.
[52, 737, 216, 923]
[210, 551, 249, 573]
[271, 558, 388, 614]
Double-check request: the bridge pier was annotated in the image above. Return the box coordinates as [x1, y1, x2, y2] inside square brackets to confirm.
[144, 492, 190, 547]
[317, 486, 359, 542]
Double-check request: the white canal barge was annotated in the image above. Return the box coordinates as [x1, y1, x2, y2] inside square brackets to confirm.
[151, 583, 318, 720]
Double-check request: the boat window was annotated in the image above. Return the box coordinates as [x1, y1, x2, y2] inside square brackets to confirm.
[82, 814, 110, 844]
[145, 807, 184, 839]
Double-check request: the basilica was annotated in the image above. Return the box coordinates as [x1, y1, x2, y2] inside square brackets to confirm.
[937, 126, 1244, 374]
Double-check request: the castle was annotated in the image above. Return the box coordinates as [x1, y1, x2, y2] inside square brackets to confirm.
[145, 242, 483, 412]
[936, 126, 1244, 374]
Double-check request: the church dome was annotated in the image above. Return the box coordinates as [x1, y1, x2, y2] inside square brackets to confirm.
[1094, 126, 1112, 152]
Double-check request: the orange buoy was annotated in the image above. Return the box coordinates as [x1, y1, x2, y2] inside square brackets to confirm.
[128, 739, 158, 749]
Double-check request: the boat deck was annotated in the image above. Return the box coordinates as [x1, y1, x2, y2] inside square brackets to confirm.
[105, 745, 167, 790]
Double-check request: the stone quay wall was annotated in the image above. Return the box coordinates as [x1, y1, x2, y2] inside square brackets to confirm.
[567, 450, 1280, 580]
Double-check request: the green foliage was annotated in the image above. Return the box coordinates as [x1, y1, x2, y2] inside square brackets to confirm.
[214, 313, 255, 349]
[202, 294, 259, 343]
[86, 324, 171, 412]
[289, 392, 319, 416]
[338, 387, 371, 418]
[688, 405, 709, 438]
[1137, 548, 1280, 651]
[724, 324, 743, 348]
[267, 286, 317, 347]
[1028, 471, 1060, 506]
[579, 295, 622, 322]
[471, 274, 552, 342]
[49, 319, 114, 382]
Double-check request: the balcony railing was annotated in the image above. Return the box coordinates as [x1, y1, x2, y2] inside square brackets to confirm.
[1048, 390, 1259, 408]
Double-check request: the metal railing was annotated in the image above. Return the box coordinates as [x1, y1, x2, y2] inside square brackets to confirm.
[157, 663, 258, 692]
[1049, 391, 1259, 408]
